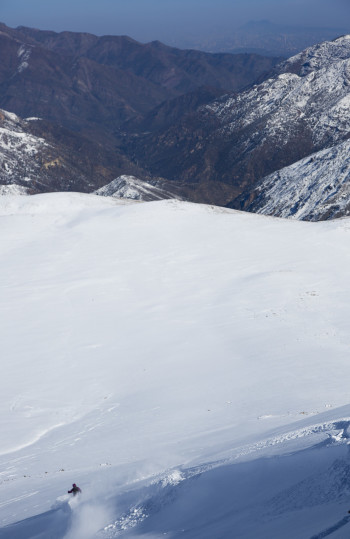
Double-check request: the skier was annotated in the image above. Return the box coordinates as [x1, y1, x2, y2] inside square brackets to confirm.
[68, 483, 81, 496]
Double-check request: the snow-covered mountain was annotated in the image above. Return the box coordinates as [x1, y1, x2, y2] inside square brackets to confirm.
[279, 34, 350, 76]
[1, 193, 350, 538]
[5, 32, 350, 216]
[243, 139, 350, 221]
[208, 35, 350, 152]
[94, 175, 184, 202]
[0, 107, 146, 195]
[131, 35, 350, 213]
[0, 110, 48, 193]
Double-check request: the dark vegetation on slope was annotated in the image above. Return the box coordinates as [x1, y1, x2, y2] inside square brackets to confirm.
[0, 22, 281, 200]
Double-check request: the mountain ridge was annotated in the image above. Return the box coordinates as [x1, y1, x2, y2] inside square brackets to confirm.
[125, 34, 350, 212]
[0, 22, 281, 138]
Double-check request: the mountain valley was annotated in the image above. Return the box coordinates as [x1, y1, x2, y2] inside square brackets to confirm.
[1, 23, 350, 219]
[2, 17, 350, 539]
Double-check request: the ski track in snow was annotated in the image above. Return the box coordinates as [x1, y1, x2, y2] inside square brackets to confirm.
[310, 516, 350, 539]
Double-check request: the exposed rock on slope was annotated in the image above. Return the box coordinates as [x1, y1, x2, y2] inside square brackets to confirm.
[94, 175, 185, 201]
[128, 35, 350, 209]
[239, 140, 350, 221]
[0, 109, 144, 193]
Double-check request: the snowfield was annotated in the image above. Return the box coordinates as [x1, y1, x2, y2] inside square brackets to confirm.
[1, 193, 350, 538]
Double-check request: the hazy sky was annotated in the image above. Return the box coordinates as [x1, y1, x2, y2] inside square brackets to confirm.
[1, 0, 350, 43]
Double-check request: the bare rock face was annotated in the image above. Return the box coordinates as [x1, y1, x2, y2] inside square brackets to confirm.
[238, 140, 350, 221]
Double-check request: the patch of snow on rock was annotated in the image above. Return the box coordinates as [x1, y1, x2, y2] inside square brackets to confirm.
[95, 175, 180, 201]
[17, 44, 31, 73]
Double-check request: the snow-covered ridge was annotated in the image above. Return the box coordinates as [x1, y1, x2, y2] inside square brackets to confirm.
[205, 33, 350, 152]
[248, 139, 350, 220]
[95, 175, 182, 201]
[0, 108, 49, 190]
[279, 34, 350, 76]
[0, 191, 122, 215]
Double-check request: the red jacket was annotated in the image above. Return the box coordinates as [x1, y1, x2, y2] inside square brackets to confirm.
[68, 484, 81, 495]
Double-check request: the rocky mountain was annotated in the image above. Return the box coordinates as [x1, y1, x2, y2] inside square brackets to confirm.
[94, 175, 185, 202]
[3, 22, 350, 218]
[0, 22, 280, 143]
[13, 24, 280, 94]
[123, 86, 226, 134]
[239, 140, 350, 221]
[0, 22, 284, 200]
[126, 35, 350, 210]
[0, 108, 145, 194]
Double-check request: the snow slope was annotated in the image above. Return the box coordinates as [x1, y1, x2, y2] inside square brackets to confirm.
[247, 139, 350, 221]
[1, 193, 350, 537]
[0, 110, 48, 188]
[207, 35, 350, 148]
[94, 175, 182, 202]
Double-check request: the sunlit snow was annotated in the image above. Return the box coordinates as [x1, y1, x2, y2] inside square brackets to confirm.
[0, 193, 350, 537]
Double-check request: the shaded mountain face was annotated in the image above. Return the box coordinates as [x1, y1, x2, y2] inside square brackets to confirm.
[0, 28, 167, 143]
[0, 22, 280, 143]
[0, 109, 145, 194]
[12, 24, 281, 94]
[0, 22, 282, 202]
[126, 35, 350, 209]
[4, 22, 350, 219]
[123, 86, 227, 134]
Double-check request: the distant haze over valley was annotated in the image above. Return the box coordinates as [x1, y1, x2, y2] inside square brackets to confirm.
[173, 20, 349, 57]
[2, 0, 350, 50]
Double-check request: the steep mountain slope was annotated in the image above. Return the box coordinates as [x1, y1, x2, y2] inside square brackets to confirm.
[0, 22, 283, 200]
[1, 194, 350, 537]
[128, 35, 350, 209]
[123, 86, 226, 134]
[12, 24, 280, 96]
[0, 29, 167, 141]
[240, 139, 350, 221]
[0, 22, 280, 143]
[0, 109, 144, 193]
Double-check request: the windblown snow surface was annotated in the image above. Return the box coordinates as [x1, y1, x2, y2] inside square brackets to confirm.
[1, 193, 350, 538]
